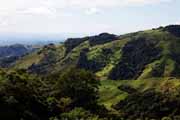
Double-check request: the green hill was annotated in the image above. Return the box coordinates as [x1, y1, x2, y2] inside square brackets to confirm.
[2, 25, 180, 119]
[12, 25, 180, 80]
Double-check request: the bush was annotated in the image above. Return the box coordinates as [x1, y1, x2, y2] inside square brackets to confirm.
[114, 88, 180, 119]
[161, 117, 172, 120]
[60, 107, 99, 120]
[57, 68, 100, 109]
[0, 70, 50, 120]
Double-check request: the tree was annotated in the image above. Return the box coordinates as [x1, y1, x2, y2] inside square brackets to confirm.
[0, 70, 50, 120]
[57, 68, 100, 108]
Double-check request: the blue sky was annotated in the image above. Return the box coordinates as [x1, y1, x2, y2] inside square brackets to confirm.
[0, 0, 179, 36]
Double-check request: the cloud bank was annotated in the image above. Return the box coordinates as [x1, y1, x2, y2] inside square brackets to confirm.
[0, 0, 174, 33]
[0, 0, 172, 16]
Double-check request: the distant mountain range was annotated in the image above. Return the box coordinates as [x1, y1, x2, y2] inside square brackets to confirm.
[0, 44, 38, 67]
[0, 40, 63, 46]
[0, 33, 65, 46]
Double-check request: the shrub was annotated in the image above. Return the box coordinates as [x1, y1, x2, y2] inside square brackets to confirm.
[57, 68, 100, 108]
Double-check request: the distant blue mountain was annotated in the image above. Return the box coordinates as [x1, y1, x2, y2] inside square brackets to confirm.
[0, 33, 66, 46]
[0, 44, 38, 67]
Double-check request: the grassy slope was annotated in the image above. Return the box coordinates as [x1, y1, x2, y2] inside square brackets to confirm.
[136, 30, 180, 79]
[13, 51, 44, 69]
[12, 45, 65, 70]
[88, 38, 130, 78]
[99, 78, 180, 110]
[99, 80, 128, 110]
[12, 38, 129, 75]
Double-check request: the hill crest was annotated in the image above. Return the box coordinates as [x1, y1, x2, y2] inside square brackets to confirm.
[12, 25, 180, 80]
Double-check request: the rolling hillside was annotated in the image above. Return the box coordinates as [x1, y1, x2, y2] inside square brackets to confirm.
[12, 25, 180, 80]
[1, 25, 180, 120]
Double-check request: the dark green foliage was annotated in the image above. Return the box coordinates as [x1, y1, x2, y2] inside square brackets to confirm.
[28, 44, 61, 74]
[163, 25, 180, 37]
[170, 40, 180, 76]
[65, 37, 88, 53]
[77, 49, 107, 72]
[109, 37, 161, 80]
[0, 68, 103, 119]
[54, 68, 110, 119]
[118, 85, 137, 94]
[172, 62, 180, 76]
[88, 33, 118, 46]
[60, 107, 99, 120]
[114, 88, 180, 120]
[0, 70, 50, 120]
[56, 68, 100, 108]
[151, 61, 166, 77]
[64, 33, 117, 54]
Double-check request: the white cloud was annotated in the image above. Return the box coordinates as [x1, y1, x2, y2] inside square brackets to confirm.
[62, 0, 172, 8]
[0, 15, 12, 27]
[21, 7, 56, 16]
[0, 0, 174, 33]
[0, 19, 6, 26]
[85, 8, 100, 15]
[0, 0, 173, 16]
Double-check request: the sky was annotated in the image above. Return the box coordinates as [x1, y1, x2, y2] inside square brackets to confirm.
[0, 0, 179, 36]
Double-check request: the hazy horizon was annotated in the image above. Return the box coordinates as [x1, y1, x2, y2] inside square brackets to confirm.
[0, 23, 179, 46]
